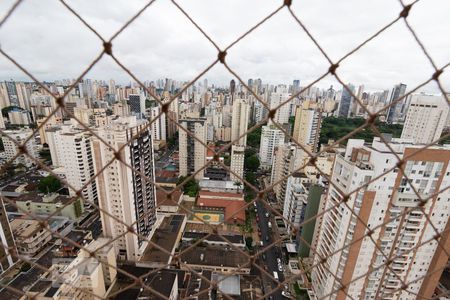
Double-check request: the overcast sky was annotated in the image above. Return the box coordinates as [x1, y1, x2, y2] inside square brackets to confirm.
[0, 0, 449, 93]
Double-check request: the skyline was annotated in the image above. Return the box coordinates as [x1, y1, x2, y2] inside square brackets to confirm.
[0, 0, 449, 93]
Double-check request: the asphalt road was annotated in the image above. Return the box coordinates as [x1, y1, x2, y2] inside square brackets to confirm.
[255, 178, 285, 300]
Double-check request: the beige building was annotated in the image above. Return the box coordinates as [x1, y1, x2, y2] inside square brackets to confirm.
[231, 98, 250, 145]
[2, 128, 39, 167]
[15, 193, 83, 220]
[92, 116, 157, 261]
[230, 144, 245, 183]
[401, 94, 449, 144]
[0, 199, 17, 271]
[179, 118, 207, 180]
[312, 138, 450, 299]
[292, 106, 322, 153]
[10, 219, 52, 257]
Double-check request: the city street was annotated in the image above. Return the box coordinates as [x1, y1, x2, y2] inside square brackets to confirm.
[254, 177, 286, 300]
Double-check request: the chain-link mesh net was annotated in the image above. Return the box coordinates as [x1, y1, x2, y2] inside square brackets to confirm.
[0, 0, 449, 299]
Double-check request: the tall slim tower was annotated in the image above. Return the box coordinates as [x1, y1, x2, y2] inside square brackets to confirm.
[386, 83, 407, 123]
[337, 83, 355, 118]
[231, 98, 250, 145]
[92, 116, 157, 261]
[292, 106, 322, 153]
[179, 118, 207, 180]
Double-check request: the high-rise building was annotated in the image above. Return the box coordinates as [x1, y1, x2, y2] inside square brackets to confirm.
[231, 98, 250, 146]
[270, 143, 303, 205]
[337, 84, 355, 118]
[312, 137, 450, 299]
[128, 94, 145, 118]
[149, 106, 167, 141]
[400, 94, 449, 144]
[269, 85, 291, 124]
[259, 124, 285, 169]
[292, 106, 322, 153]
[0, 198, 17, 272]
[293, 79, 301, 95]
[92, 117, 157, 261]
[386, 83, 407, 123]
[2, 128, 39, 167]
[179, 118, 207, 180]
[282, 173, 310, 235]
[45, 125, 98, 206]
[230, 144, 245, 183]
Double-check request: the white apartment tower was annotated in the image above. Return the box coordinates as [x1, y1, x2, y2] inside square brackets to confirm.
[230, 144, 245, 183]
[231, 98, 250, 145]
[92, 117, 157, 261]
[270, 143, 303, 205]
[45, 124, 98, 206]
[282, 173, 310, 234]
[312, 137, 450, 300]
[259, 124, 285, 169]
[269, 85, 291, 124]
[149, 106, 167, 141]
[2, 129, 39, 167]
[401, 94, 449, 144]
[179, 118, 207, 181]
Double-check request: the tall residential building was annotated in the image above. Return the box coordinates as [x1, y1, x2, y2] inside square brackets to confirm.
[259, 124, 285, 169]
[149, 106, 167, 141]
[230, 144, 245, 183]
[92, 117, 157, 261]
[282, 173, 310, 235]
[231, 98, 250, 146]
[45, 124, 98, 206]
[269, 85, 291, 124]
[337, 84, 355, 118]
[0, 198, 17, 272]
[179, 118, 207, 180]
[2, 129, 39, 167]
[128, 94, 145, 118]
[292, 106, 322, 153]
[401, 94, 449, 144]
[312, 137, 450, 300]
[386, 83, 407, 123]
[270, 143, 303, 205]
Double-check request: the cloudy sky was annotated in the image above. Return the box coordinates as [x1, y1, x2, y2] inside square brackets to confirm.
[0, 0, 449, 93]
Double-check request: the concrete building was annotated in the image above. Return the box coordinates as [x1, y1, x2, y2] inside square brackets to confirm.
[270, 143, 303, 205]
[92, 117, 157, 261]
[401, 94, 449, 144]
[128, 93, 145, 118]
[312, 137, 450, 300]
[8, 109, 31, 126]
[149, 105, 167, 141]
[45, 125, 98, 206]
[15, 193, 84, 220]
[10, 218, 52, 257]
[282, 173, 310, 235]
[0, 199, 17, 271]
[2, 128, 39, 167]
[231, 98, 250, 145]
[269, 85, 291, 124]
[259, 124, 285, 169]
[337, 84, 355, 118]
[386, 83, 407, 123]
[292, 106, 322, 153]
[179, 118, 207, 180]
[230, 144, 245, 183]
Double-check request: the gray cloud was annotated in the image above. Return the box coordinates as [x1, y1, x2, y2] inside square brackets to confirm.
[0, 0, 449, 93]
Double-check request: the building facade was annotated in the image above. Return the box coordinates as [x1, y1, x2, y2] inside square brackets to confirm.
[179, 118, 207, 180]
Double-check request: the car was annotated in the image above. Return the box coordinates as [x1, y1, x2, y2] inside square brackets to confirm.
[265, 212, 270, 217]
[254, 208, 258, 213]
[277, 258, 281, 264]
[258, 232, 262, 237]
[256, 217, 260, 222]
[265, 235, 269, 241]
[259, 241, 263, 246]
[281, 291, 291, 298]
[253, 202, 257, 207]
[278, 265, 283, 272]
[262, 253, 266, 260]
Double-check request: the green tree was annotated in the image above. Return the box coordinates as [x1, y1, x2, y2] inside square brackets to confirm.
[39, 148, 52, 164]
[38, 175, 62, 194]
[177, 176, 199, 197]
[244, 155, 260, 172]
[247, 126, 262, 148]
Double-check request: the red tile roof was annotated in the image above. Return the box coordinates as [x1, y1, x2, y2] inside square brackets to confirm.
[156, 189, 183, 207]
[197, 198, 246, 224]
